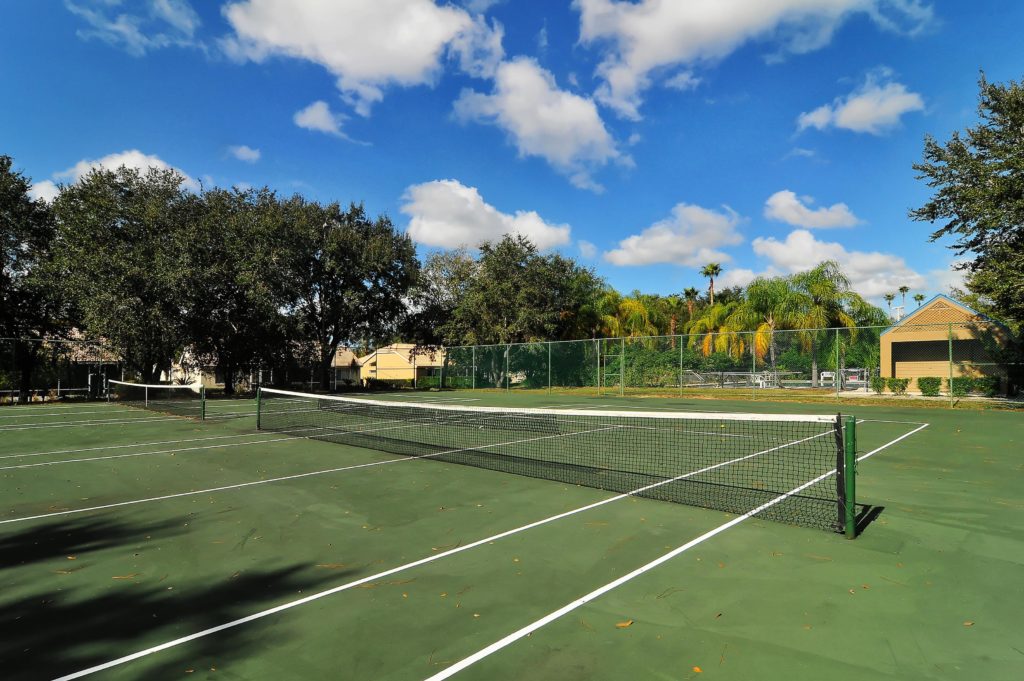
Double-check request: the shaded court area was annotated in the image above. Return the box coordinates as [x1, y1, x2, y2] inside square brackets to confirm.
[0, 392, 1020, 680]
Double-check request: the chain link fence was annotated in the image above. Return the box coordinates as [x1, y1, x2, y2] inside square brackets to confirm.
[0, 338, 123, 405]
[438, 321, 1021, 406]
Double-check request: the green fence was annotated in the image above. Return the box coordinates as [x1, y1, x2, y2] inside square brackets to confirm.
[439, 322, 1022, 405]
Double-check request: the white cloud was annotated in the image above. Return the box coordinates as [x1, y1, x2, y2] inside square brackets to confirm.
[54, 149, 199, 191]
[293, 100, 347, 137]
[764, 190, 860, 229]
[454, 57, 623, 191]
[28, 180, 60, 204]
[402, 179, 571, 250]
[603, 203, 744, 266]
[797, 69, 924, 134]
[750, 229, 925, 298]
[574, 0, 932, 119]
[228, 144, 261, 163]
[66, 0, 201, 56]
[222, 0, 500, 115]
[578, 240, 597, 259]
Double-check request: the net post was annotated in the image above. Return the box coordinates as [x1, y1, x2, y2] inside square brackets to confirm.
[144, 385, 148, 407]
[256, 387, 262, 430]
[839, 414, 857, 538]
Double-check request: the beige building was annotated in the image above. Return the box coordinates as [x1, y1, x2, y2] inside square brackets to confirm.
[879, 295, 1010, 393]
[357, 344, 444, 385]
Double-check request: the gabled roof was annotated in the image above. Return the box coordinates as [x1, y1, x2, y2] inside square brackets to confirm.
[880, 293, 1003, 336]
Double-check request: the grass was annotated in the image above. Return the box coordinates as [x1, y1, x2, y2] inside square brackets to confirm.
[0, 391, 1020, 680]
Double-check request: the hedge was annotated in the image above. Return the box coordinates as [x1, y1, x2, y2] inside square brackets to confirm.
[917, 376, 942, 397]
[887, 377, 910, 395]
[870, 375, 887, 395]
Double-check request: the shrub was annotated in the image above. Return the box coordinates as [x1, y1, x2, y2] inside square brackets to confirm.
[917, 376, 942, 397]
[948, 376, 972, 397]
[887, 377, 910, 395]
[973, 375, 1001, 397]
[870, 375, 887, 395]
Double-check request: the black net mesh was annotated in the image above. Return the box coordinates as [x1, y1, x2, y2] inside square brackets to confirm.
[108, 380, 205, 419]
[259, 389, 850, 533]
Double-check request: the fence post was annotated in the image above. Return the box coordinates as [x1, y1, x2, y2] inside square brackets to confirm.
[547, 342, 552, 394]
[835, 328, 841, 400]
[506, 344, 510, 392]
[679, 334, 684, 397]
[596, 339, 601, 396]
[439, 353, 444, 391]
[751, 332, 756, 401]
[619, 337, 625, 396]
[472, 346, 476, 390]
[948, 322, 954, 408]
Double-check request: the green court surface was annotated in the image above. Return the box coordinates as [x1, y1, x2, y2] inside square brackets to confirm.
[0, 392, 1021, 681]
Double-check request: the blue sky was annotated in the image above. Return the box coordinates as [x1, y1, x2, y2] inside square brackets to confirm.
[3, 1, 1022, 305]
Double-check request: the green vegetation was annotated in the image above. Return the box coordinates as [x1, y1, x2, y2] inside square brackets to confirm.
[917, 376, 942, 396]
[887, 377, 910, 395]
[870, 375, 887, 395]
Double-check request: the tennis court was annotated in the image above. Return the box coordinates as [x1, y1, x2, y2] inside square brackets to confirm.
[1, 390, 1021, 680]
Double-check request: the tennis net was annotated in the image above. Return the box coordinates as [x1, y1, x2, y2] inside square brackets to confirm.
[108, 380, 206, 419]
[257, 388, 857, 535]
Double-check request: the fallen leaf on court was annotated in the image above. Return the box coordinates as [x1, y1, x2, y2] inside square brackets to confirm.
[112, 573, 140, 580]
[693, 666, 703, 673]
[473, 613, 480, 618]
[862, 584, 870, 590]
[67, 556, 77, 560]
[616, 620, 633, 628]
[963, 620, 974, 627]
[316, 563, 348, 569]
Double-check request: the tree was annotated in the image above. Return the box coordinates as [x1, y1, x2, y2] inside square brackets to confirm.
[403, 248, 477, 346]
[787, 261, 859, 386]
[700, 263, 722, 306]
[284, 200, 419, 390]
[662, 294, 686, 348]
[182, 187, 293, 394]
[910, 73, 1024, 326]
[683, 287, 700, 321]
[687, 301, 745, 359]
[0, 156, 68, 401]
[441, 235, 603, 345]
[914, 293, 925, 307]
[883, 293, 895, 316]
[898, 285, 910, 310]
[729, 276, 796, 372]
[52, 166, 191, 383]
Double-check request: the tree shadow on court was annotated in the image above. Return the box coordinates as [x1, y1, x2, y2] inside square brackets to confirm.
[0, 516, 187, 571]
[0, 517, 356, 680]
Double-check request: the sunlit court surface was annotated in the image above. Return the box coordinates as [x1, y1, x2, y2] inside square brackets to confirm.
[2, 390, 1020, 681]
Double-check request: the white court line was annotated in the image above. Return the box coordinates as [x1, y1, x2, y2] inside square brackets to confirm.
[0, 415, 186, 432]
[0, 435, 304, 472]
[423, 421, 931, 681]
[50, 423, 835, 680]
[0, 431, 297, 461]
[0, 408, 138, 419]
[0, 424, 621, 527]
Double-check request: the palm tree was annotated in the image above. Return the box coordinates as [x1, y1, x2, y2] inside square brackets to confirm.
[883, 293, 895, 317]
[913, 293, 925, 308]
[594, 287, 623, 337]
[683, 287, 700, 321]
[687, 301, 745, 359]
[617, 292, 659, 338]
[898, 285, 909, 309]
[700, 263, 722, 306]
[728, 276, 796, 373]
[662, 294, 686, 348]
[788, 261, 859, 387]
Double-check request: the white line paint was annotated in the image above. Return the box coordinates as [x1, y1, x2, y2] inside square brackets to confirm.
[0, 408, 138, 419]
[422, 422, 931, 680]
[0, 415, 185, 432]
[49, 424, 835, 680]
[0, 431, 285, 461]
[0, 435, 303, 471]
[0, 423, 620, 527]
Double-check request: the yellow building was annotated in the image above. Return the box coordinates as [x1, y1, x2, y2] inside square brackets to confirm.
[879, 294, 1010, 393]
[357, 344, 444, 386]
